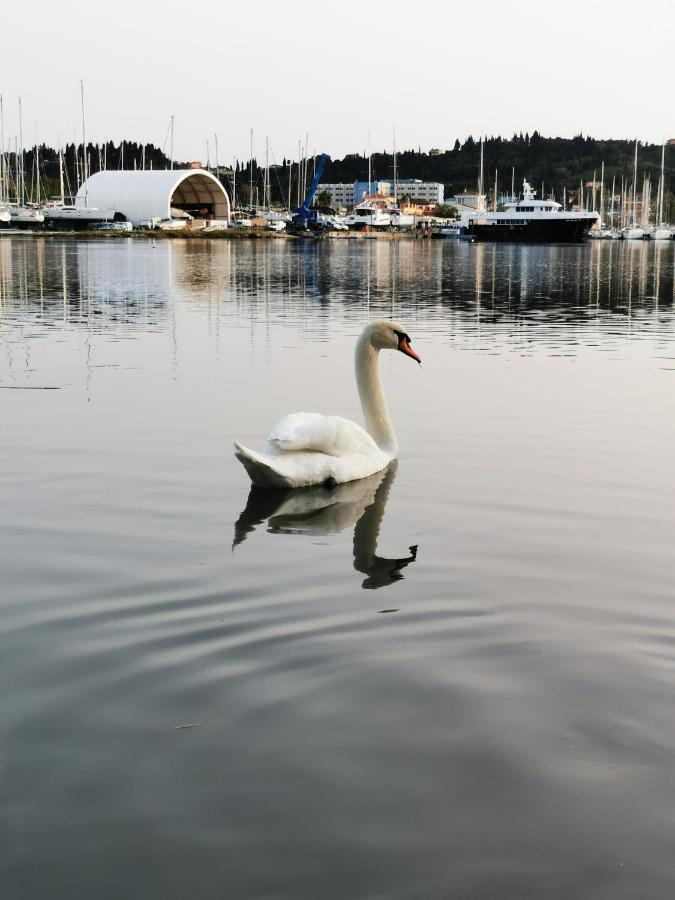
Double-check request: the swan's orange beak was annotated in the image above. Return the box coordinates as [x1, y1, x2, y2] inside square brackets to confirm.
[398, 335, 421, 364]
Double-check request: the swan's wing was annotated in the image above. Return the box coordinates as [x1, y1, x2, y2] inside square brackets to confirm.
[268, 413, 378, 455]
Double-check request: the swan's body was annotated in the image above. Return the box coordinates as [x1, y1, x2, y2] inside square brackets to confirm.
[234, 320, 420, 488]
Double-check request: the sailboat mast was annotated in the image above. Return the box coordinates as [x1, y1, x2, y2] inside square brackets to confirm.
[658, 141, 665, 224]
[170, 115, 174, 170]
[511, 166, 515, 202]
[59, 147, 65, 204]
[610, 174, 615, 229]
[0, 94, 4, 205]
[599, 161, 604, 225]
[265, 135, 269, 210]
[297, 139, 301, 207]
[249, 129, 253, 209]
[478, 136, 484, 206]
[493, 169, 497, 212]
[15, 137, 19, 204]
[80, 81, 87, 186]
[631, 139, 638, 226]
[18, 96, 24, 205]
[393, 125, 397, 204]
[287, 159, 291, 212]
[305, 131, 309, 197]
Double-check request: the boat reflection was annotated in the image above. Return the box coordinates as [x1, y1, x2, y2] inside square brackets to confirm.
[233, 461, 417, 590]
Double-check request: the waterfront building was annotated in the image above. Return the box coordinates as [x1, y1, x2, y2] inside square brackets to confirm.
[318, 183, 356, 207]
[319, 179, 443, 208]
[74, 170, 230, 225]
[446, 191, 484, 210]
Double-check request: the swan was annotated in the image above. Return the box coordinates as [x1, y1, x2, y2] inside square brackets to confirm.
[234, 320, 421, 488]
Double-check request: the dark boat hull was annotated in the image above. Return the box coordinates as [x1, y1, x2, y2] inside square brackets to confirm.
[469, 217, 595, 243]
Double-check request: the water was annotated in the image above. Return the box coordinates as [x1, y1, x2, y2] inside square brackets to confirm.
[1, 236, 675, 899]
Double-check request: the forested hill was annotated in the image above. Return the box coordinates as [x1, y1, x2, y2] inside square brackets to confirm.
[15, 133, 674, 209]
[320, 134, 673, 197]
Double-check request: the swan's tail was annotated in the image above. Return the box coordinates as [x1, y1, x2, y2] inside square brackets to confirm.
[234, 441, 292, 489]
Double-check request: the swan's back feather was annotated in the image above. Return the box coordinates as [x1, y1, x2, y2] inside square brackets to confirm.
[268, 412, 380, 456]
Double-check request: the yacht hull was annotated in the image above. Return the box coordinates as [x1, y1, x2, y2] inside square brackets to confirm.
[44, 209, 114, 231]
[470, 217, 596, 242]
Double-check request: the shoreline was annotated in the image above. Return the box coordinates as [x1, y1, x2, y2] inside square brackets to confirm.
[0, 227, 418, 242]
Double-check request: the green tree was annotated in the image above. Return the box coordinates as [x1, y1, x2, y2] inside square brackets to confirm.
[315, 190, 332, 207]
[434, 203, 458, 218]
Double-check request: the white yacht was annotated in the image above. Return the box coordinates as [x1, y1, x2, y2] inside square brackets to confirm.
[461, 180, 598, 242]
[43, 204, 116, 230]
[345, 200, 391, 230]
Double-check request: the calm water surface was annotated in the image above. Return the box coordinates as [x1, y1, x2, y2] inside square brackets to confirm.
[1, 236, 675, 899]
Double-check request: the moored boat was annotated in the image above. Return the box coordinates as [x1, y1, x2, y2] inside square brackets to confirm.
[622, 226, 645, 240]
[462, 180, 598, 242]
[345, 200, 391, 230]
[8, 205, 44, 228]
[649, 227, 671, 241]
[43, 204, 116, 230]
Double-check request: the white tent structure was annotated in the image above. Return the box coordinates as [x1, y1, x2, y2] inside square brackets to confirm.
[75, 169, 230, 225]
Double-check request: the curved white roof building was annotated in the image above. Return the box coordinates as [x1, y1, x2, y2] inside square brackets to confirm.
[75, 169, 230, 224]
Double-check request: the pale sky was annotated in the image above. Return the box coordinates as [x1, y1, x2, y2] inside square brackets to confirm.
[2, 0, 673, 165]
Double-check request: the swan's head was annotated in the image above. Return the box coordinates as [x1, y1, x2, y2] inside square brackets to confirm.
[364, 320, 421, 364]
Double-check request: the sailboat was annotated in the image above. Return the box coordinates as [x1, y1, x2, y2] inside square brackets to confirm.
[589, 161, 613, 238]
[622, 140, 645, 240]
[387, 127, 414, 230]
[44, 83, 115, 229]
[8, 98, 45, 228]
[0, 96, 11, 223]
[650, 141, 671, 240]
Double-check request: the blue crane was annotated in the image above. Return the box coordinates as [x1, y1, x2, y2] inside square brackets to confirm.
[291, 153, 331, 230]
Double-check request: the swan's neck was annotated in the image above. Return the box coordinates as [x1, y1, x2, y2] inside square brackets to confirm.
[355, 334, 398, 457]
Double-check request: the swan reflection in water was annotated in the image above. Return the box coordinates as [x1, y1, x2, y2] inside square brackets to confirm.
[233, 461, 417, 590]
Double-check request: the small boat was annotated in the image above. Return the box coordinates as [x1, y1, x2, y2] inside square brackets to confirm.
[8, 205, 45, 228]
[157, 217, 190, 230]
[433, 224, 462, 238]
[97, 221, 133, 232]
[588, 225, 614, 240]
[649, 227, 672, 241]
[622, 226, 645, 240]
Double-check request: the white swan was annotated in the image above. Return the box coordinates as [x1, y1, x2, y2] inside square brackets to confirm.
[234, 320, 421, 488]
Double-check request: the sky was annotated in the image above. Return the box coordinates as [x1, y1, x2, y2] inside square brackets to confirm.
[2, 0, 673, 165]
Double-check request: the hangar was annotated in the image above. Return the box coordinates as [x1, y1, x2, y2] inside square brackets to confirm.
[74, 169, 230, 225]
